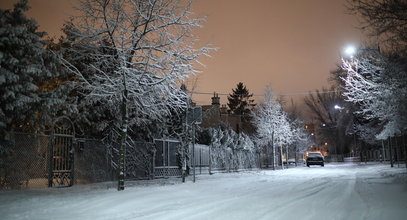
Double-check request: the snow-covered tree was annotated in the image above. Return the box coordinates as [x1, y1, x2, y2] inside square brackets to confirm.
[288, 118, 313, 161]
[286, 101, 313, 160]
[252, 87, 294, 168]
[341, 52, 407, 140]
[0, 0, 65, 135]
[61, 0, 212, 190]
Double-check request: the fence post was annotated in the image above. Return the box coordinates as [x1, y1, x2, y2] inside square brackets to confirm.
[389, 138, 394, 167]
[199, 148, 202, 174]
[382, 140, 385, 162]
[192, 125, 196, 182]
[48, 134, 54, 187]
[152, 147, 156, 179]
[395, 137, 400, 167]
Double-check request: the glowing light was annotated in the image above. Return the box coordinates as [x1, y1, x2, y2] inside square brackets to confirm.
[344, 45, 356, 56]
[334, 105, 344, 110]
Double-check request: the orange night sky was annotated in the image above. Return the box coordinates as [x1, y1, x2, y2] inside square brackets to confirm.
[0, 0, 364, 107]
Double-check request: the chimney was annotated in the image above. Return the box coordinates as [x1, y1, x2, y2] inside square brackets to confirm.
[211, 92, 220, 106]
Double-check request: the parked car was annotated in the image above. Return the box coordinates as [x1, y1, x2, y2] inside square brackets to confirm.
[283, 158, 296, 165]
[306, 152, 324, 167]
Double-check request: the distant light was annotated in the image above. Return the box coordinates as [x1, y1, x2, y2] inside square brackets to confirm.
[322, 123, 326, 127]
[334, 105, 344, 110]
[344, 45, 356, 57]
[311, 133, 314, 136]
[325, 142, 328, 145]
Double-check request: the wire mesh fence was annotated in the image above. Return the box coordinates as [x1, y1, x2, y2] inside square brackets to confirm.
[0, 133, 156, 190]
[0, 133, 50, 189]
[75, 138, 115, 184]
[105, 137, 155, 180]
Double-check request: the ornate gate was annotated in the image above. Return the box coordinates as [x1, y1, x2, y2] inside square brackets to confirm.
[48, 117, 75, 187]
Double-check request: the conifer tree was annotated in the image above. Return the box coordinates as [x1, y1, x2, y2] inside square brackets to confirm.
[227, 82, 255, 115]
[0, 0, 64, 135]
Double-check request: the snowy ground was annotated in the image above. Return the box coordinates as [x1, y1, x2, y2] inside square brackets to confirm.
[1, 163, 406, 220]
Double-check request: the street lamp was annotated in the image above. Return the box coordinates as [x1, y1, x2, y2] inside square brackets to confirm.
[343, 45, 381, 58]
[344, 45, 356, 57]
[334, 105, 344, 110]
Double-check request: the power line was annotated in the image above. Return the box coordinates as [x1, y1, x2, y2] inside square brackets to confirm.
[189, 90, 339, 97]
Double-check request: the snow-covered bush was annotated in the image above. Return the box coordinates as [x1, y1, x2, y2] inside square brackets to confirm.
[209, 128, 259, 171]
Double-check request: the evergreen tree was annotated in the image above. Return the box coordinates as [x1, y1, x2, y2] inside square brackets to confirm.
[0, 0, 65, 135]
[227, 82, 255, 115]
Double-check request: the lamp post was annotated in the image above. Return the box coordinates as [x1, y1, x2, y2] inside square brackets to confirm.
[334, 105, 344, 111]
[333, 104, 344, 156]
[334, 104, 360, 161]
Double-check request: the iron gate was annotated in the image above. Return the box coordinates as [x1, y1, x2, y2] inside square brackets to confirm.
[154, 139, 181, 177]
[48, 117, 75, 187]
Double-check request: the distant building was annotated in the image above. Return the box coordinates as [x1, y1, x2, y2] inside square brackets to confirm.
[199, 93, 253, 134]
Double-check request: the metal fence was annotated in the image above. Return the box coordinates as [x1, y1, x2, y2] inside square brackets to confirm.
[75, 139, 114, 184]
[97, 137, 155, 180]
[188, 144, 261, 174]
[0, 133, 117, 189]
[0, 133, 157, 190]
[0, 133, 50, 189]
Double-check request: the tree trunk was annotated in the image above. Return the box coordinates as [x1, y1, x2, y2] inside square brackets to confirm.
[285, 145, 289, 167]
[271, 131, 275, 170]
[280, 145, 284, 170]
[294, 145, 297, 167]
[209, 143, 212, 175]
[265, 142, 269, 168]
[118, 88, 128, 191]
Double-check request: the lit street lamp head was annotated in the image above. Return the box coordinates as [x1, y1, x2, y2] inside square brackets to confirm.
[344, 45, 356, 57]
[334, 105, 344, 110]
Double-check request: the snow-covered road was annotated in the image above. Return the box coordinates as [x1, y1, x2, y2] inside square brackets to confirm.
[1, 163, 406, 220]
